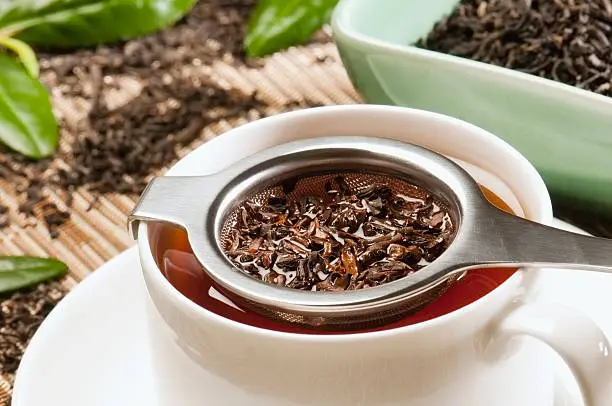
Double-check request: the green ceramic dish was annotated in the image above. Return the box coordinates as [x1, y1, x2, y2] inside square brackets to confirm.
[332, 0, 612, 215]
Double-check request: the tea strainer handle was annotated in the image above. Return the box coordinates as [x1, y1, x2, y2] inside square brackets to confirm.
[128, 176, 217, 239]
[463, 205, 612, 273]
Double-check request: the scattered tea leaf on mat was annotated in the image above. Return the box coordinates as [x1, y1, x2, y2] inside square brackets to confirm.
[0, 0, 197, 48]
[0, 36, 39, 78]
[0, 256, 68, 293]
[0, 53, 57, 158]
[245, 0, 338, 56]
[0, 280, 66, 375]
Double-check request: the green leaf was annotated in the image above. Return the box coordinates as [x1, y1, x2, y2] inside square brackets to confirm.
[0, 0, 197, 48]
[0, 53, 58, 158]
[0, 256, 68, 294]
[245, 0, 338, 57]
[0, 36, 39, 78]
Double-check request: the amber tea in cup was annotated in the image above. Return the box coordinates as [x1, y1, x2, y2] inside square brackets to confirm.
[149, 184, 518, 334]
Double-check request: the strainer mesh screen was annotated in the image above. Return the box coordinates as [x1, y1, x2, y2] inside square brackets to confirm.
[220, 171, 432, 246]
[217, 171, 458, 331]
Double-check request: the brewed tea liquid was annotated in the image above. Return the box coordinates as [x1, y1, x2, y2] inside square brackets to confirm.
[150, 186, 517, 334]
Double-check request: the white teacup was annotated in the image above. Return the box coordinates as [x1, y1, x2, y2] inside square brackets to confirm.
[136, 105, 612, 406]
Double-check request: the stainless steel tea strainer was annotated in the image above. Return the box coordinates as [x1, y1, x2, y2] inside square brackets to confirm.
[128, 136, 612, 330]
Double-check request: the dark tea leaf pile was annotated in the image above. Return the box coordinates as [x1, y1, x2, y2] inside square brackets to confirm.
[224, 176, 453, 291]
[0, 282, 66, 375]
[418, 0, 612, 96]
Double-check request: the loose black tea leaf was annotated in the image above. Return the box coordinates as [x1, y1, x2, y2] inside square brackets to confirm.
[417, 0, 612, 96]
[0, 281, 66, 375]
[223, 175, 453, 291]
[0, 203, 8, 228]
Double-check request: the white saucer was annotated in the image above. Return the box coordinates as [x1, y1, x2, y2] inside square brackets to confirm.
[11, 219, 610, 406]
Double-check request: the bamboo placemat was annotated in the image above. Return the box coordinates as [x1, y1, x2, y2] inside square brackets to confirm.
[0, 42, 360, 404]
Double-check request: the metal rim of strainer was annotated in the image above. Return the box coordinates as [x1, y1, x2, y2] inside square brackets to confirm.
[129, 136, 493, 327]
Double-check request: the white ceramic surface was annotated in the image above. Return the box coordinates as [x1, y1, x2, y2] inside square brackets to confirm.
[11, 220, 610, 406]
[133, 105, 611, 406]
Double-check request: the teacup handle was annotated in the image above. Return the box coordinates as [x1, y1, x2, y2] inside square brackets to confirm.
[495, 301, 612, 406]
